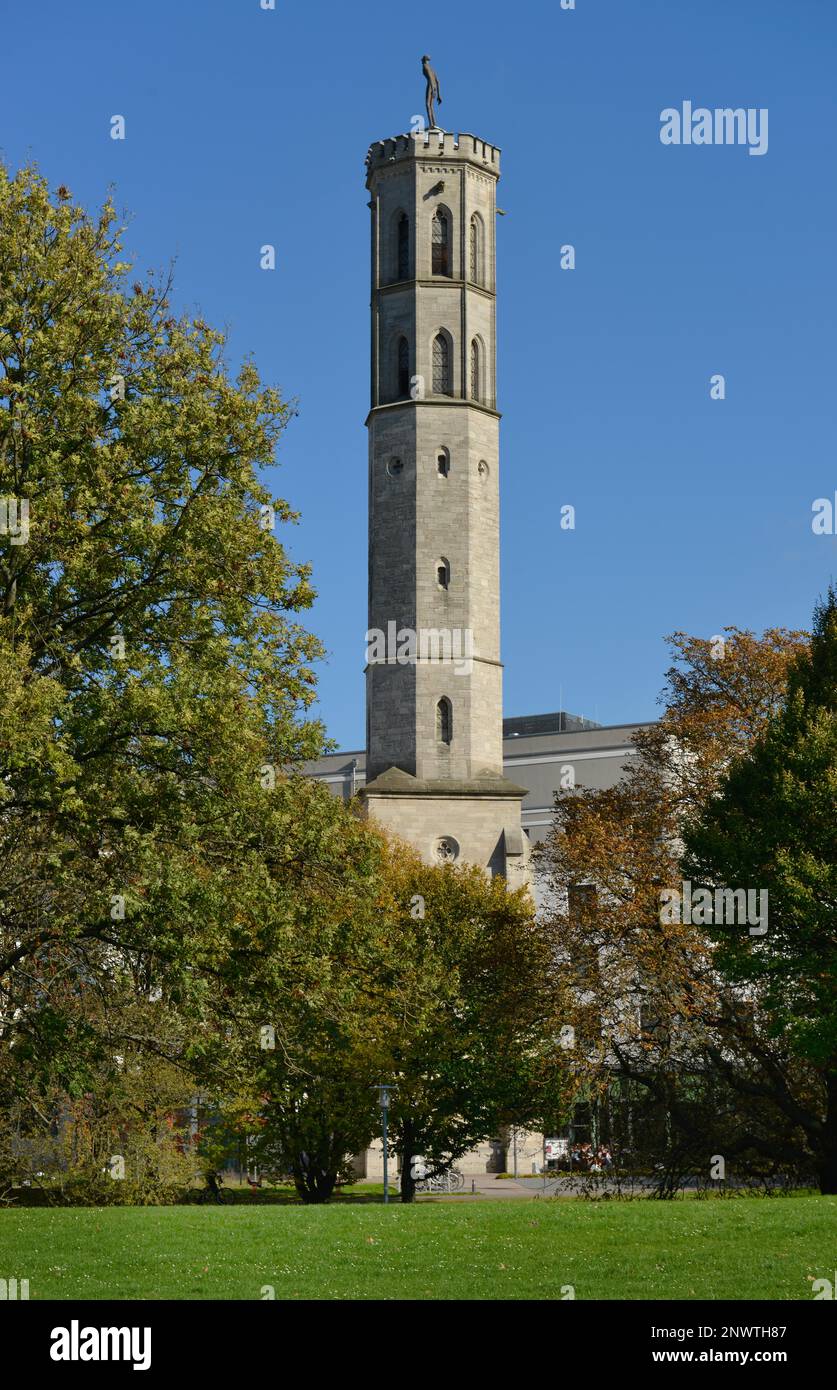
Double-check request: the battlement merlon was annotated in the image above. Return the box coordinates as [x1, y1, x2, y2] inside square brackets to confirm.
[365, 131, 501, 184]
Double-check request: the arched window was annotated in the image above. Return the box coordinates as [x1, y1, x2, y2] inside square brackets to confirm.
[469, 214, 483, 285]
[397, 337, 410, 398]
[470, 338, 481, 402]
[436, 557, 450, 589]
[397, 213, 409, 281]
[437, 448, 450, 477]
[431, 208, 450, 277]
[436, 697, 453, 745]
[432, 333, 451, 396]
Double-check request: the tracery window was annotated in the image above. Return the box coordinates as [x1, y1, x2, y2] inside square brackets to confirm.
[432, 334, 451, 395]
[431, 208, 450, 276]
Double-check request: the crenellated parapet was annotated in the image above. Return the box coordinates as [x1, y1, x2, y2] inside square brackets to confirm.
[365, 131, 501, 184]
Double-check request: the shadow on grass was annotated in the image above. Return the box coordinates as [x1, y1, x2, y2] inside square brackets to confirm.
[6, 1182, 389, 1208]
[180, 1184, 389, 1206]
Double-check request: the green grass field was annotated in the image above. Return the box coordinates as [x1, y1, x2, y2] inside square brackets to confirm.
[1, 1194, 834, 1300]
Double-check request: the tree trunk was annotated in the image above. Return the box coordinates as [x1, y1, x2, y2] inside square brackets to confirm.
[399, 1120, 417, 1204]
[293, 1160, 337, 1204]
[817, 1071, 837, 1194]
[816, 1155, 837, 1195]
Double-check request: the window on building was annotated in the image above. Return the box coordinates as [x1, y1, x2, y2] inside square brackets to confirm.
[436, 557, 450, 589]
[432, 333, 452, 395]
[436, 697, 453, 744]
[470, 338, 481, 402]
[431, 208, 450, 276]
[397, 213, 409, 281]
[437, 449, 450, 476]
[469, 214, 483, 284]
[397, 337, 409, 398]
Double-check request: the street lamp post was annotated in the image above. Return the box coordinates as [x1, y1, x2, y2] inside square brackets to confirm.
[376, 1084, 394, 1204]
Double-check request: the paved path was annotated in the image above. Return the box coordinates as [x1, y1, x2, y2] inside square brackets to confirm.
[416, 1173, 660, 1200]
[417, 1174, 547, 1200]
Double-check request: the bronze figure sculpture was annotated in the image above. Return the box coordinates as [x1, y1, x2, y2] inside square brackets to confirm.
[422, 55, 442, 130]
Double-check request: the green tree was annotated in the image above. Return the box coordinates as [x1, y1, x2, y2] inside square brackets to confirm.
[203, 840, 566, 1206]
[684, 590, 837, 1191]
[0, 161, 325, 1118]
[383, 858, 566, 1203]
[191, 809, 401, 1205]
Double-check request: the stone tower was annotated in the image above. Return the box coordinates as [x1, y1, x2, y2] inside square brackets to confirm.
[361, 128, 529, 886]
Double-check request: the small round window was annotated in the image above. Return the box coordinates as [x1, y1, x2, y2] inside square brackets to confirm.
[434, 836, 459, 863]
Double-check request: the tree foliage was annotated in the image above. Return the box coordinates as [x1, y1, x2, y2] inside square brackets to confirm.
[537, 621, 837, 1190]
[684, 591, 837, 1190]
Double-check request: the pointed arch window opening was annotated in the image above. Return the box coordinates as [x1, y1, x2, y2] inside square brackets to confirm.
[436, 697, 453, 745]
[469, 215, 483, 285]
[470, 338, 481, 402]
[432, 334, 452, 396]
[431, 209, 451, 277]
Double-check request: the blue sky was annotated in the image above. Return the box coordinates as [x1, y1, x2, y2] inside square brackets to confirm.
[4, 0, 837, 747]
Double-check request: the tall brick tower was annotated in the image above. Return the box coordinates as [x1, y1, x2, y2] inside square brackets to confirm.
[360, 127, 528, 885]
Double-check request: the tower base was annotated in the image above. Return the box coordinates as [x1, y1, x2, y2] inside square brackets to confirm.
[361, 766, 531, 886]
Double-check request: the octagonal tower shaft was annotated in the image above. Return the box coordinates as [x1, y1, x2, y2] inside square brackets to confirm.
[365, 131, 503, 786]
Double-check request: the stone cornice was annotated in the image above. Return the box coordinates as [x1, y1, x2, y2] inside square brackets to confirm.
[366, 399, 501, 426]
[361, 766, 527, 799]
[375, 278, 495, 301]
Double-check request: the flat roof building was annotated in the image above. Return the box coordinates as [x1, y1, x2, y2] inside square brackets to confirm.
[305, 712, 651, 848]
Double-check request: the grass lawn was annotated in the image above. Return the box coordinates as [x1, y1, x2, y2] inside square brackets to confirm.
[1, 1194, 834, 1300]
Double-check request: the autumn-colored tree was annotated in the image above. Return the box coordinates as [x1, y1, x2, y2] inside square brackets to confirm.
[537, 623, 827, 1188]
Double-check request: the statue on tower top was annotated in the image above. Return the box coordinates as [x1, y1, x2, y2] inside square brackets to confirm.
[422, 55, 442, 131]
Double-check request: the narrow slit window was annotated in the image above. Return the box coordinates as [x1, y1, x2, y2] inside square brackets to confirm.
[436, 697, 453, 744]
